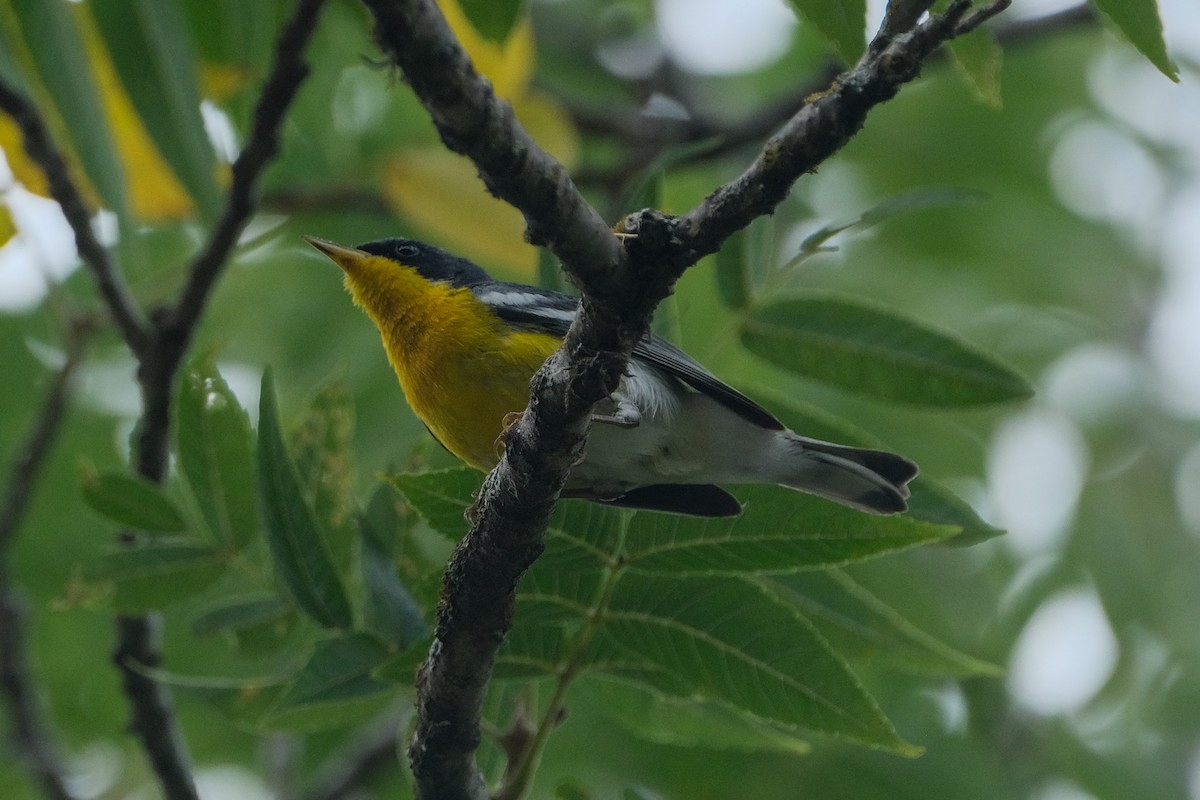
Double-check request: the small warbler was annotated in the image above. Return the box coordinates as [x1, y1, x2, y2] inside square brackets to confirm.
[305, 236, 917, 517]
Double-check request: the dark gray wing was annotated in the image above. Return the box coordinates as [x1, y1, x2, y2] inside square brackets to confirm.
[631, 334, 783, 430]
[476, 280, 781, 430]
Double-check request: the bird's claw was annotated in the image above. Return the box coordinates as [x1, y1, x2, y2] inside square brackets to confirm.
[494, 411, 524, 460]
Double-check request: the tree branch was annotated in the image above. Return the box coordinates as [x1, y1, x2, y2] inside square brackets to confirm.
[0, 85, 148, 356]
[0, 323, 90, 800]
[364, 0, 1009, 797]
[110, 3, 329, 798]
[169, 0, 328, 342]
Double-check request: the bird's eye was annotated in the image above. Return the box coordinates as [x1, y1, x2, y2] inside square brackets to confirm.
[396, 244, 419, 259]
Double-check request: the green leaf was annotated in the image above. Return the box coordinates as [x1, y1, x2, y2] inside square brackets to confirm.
[177, 0, 284, 68]
[360, 514, 428, 648]
[5, 0, 127, 214]
[387, 467, 481, 539]
[794, 187, 985, 263]
[91, 0, 219, 218]
[96, 541, 225, 611]
[600, 572, 917, 752]
[191, 595, 292, 637]
[0, 17, 27, 89]
[769, 570, 1002, 678]
[80, 468, 187, 532]
[458, 0, 526, 42]
[906, 483, 1004, 547]
[623, 485, 957, 574]
[785, 0, 866, 64]
[373, 639, 432, 686]
[741, 294, 1033, 406]
[715, 229, 750, 311]
[291, 381, 356, 568]
[948, 26, 1003, 109]
[363, 481, 445, 610]
[278, 634, 391, 706]
[262, 634, 393, 730]
[257, 369, 353, 630]
[1090, 0, 1178, 81]
[176, 360, 258, 548]
[587, 675, 811, 754]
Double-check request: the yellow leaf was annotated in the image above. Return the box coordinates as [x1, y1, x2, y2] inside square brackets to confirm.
[381, 148, 538, 275]
[437, 0, 534, 100]
[76, 6, 194, 222]
[0, 203, 15, 247]
[200, 62, 254, 103]
[511, 91, 580, 169]
[0, 113, 96, 205]
[380, 85, 580, 277]
[0, 7, 195, 223]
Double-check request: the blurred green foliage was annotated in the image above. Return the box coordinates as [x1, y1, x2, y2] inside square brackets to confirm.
[0, 1, 1195, 799]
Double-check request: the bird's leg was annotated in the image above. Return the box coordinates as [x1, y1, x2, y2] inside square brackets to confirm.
[591, 398, 641, 428]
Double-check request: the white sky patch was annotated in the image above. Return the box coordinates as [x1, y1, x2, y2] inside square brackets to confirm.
[1189, 741, 1200, 800]
[1088, 47, 1200, 158]
[1041, 343, 1144, 425]
[1176, 441, 1200, 536]
[200, 99, 240, 164]
[333, 65, 391, 136]
[655, 0, 796, 75]
[64, 740, 123, 799]
[196, 766, 272, 800]
[988, 408, 1088, 555]
[0, 184, 81, 312]
[1008, 587, 1119, 716]
[216, 360, 264, 426]
[76, 354, 142, 419]
[1147, 185, 1200, 417]
[597, 27, 665, 80]
[1047, 118, 1166, 252]
[923, 683, 969, 734]
[1031, 779, 1100, 800]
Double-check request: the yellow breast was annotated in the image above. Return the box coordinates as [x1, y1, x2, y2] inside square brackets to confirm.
[343, 257, 559, 470]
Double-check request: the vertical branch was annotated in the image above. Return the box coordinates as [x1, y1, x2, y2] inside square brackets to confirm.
[1, 0, 328, 797]
[0, 324, 90, 800]
[111, 2, 330, 798]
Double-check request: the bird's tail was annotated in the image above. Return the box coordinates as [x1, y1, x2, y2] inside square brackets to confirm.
[779, 433, 919, 515]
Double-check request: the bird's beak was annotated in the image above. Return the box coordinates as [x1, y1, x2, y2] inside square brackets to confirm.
[303, 235, 367, 274]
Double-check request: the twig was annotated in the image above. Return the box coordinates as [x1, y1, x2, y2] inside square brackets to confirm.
[569, 1, 1091, 185]
[365, 1, 1008, 798]
[170, 0, 329, 341]
[664, 0, 1012, 260]
[0, 85, 148, 356]
[0, 324, 91, 800]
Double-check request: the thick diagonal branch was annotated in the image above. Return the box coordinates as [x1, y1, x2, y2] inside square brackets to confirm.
[365, 1, 1008, 798]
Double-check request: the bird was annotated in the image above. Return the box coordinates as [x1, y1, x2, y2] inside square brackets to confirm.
[304, 235, 918, 517]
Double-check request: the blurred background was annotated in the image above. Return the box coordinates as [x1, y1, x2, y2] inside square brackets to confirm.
[2, 0, 1199, 797]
